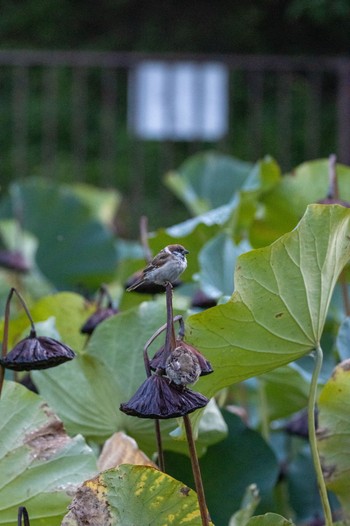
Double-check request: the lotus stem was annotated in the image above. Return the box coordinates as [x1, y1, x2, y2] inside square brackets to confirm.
[308, 346, 333, 526]
[165, 282, 176, 354]
[183, 414, 210, 526]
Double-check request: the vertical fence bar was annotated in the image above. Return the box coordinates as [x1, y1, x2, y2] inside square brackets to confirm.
[277, 72, 293, 170]
[247, 70, 264, 161]
[305, 71, 322, 161]
[12, 66, 29, 179]
[72, 67, 88, 180]
[41, 67, 58, 178]
[337, 65, 350, 165]
[100, 68, 117, 186]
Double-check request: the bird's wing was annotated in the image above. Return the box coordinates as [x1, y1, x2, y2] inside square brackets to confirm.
[146, 251, 168, 271]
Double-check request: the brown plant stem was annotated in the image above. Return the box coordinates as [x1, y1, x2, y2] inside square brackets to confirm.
[165, 282, 176, 355]
[143, 325, 168, 472]
[154, 418, 165, 472]
[0, 288, 36, 397]
[183, 414, 211, 526]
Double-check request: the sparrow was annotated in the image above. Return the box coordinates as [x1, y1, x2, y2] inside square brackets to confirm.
[165, 346, 201, 387]
[126, 244, 189, 291]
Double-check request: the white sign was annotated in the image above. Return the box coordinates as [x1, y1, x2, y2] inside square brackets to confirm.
[129, 61, 228, 141]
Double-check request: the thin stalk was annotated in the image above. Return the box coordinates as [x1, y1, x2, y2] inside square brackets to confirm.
[308, 346, 333, 526]
[1, 288, 36, 397]
[143, 315, 183, 353]
[143, 338, 165, 471]
[0, 289, 15, 396]
[183, 414, 211, 526]
[18, 506, 30, 526]
[164, 283, 176, 354]
[154, 419, 165, 472]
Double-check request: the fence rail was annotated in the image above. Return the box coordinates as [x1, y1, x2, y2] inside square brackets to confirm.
[1, 50, 349, 231]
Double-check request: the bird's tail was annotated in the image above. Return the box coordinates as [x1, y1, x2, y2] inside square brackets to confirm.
[126, 280, 143, 292]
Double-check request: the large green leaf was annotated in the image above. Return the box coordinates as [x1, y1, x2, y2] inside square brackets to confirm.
[0, 381, 97, 526]
[62, 464, 214, 525]
[164, 151, 254, 215]
[0, 178, 118, 290]
[317, 358, 350, 515]
[186, 205, 350, 397]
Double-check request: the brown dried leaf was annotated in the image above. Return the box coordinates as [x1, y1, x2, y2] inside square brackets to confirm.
[98, 432, 156, 471]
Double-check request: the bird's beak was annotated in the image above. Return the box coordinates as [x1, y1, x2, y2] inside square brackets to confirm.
[184, 249, 189, 254]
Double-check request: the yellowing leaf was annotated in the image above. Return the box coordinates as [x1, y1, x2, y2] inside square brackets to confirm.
[317, 359, 350, 515]
[62, 464, 214, 526]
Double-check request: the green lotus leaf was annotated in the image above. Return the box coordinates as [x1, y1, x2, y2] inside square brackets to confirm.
[186, 204, 350, 397]
[0, 178, 118, 290]
[0, 381, 97, 526]
[164, 150, 254, 215]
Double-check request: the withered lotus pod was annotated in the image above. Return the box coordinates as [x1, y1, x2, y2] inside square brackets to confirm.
[150, 339, 213, 377]
[0, 329, 75, 371]
[120, 374, 209, 419]
[80, 307, 119, 335]
[0, 250, 30, 273]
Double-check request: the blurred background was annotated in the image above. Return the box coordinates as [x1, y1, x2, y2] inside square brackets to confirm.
[1, 0, 350, 234]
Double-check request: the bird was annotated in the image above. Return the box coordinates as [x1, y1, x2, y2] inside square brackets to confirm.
[126, 244, 189, 291]
[165, 346, 201, 387]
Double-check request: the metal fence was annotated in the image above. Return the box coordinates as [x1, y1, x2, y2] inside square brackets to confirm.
[1, 50, 350, 229]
